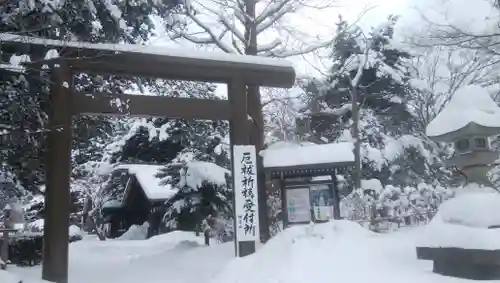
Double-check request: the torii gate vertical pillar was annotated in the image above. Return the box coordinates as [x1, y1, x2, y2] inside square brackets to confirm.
[246, 84, 270, 243]
[42, 64, 73, 283]
[228, 80, 256, 257]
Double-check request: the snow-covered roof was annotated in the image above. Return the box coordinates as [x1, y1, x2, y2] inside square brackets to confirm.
[426, 85, 500, 140]
[117, 164, 178, 201]
[260, 142, 355, 168]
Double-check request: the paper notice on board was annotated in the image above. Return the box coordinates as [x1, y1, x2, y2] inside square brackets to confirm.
[286, 188, 311, 223]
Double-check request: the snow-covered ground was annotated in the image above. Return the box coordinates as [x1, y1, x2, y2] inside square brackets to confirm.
[3, 220, 494, 283]
[10, 231, 232, 283]
[210, 221, 477, 283]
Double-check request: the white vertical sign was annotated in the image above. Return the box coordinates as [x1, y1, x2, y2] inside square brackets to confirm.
[233, 145, 260, 242]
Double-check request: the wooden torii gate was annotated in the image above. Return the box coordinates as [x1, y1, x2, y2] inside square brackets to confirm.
[1, 33, 295, 283]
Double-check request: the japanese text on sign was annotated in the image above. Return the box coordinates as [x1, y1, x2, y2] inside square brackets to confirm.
[233, 145, 260, 242]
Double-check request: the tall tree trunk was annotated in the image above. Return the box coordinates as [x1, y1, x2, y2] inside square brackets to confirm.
[244, 0, 270, 243]
[351, 87, 362, 191]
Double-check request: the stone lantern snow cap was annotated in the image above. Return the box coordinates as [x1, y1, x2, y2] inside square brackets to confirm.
[426, 85, 500, 142]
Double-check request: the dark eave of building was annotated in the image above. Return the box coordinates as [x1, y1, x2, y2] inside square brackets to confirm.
[266, 161, 353, 179]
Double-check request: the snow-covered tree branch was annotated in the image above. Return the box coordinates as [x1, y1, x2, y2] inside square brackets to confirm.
[407, 46, 500, 130]
[165, 0, 337, 58]
[409, 0, 500, 56]
[262, 87, 305, 143]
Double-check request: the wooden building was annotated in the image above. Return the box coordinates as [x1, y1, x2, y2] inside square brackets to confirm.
[260, 141, 355, 228]
[100, 164, 178, 239]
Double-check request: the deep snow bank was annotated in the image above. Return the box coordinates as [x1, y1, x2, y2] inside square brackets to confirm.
[15, 230, 218, 283]
[0, 269, 48, 283]
[210, 220, 478, 283]
[418, 192, 500, 250]
[210, 221, 382, 283]
[0, 270, 21, 283]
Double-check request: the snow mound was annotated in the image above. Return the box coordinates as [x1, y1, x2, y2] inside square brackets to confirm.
[69, 225, 83, 237]
[426, 84, 500, 137]
[454, 183, 498, 195]
[174, 240, 202, 250]
[361, 179, 384, 193]
[210, 221, 378, 283]
[118, 222, 149, 240]
[0, 270, 22, 283]
[419, 221, 500, 250]
[69, 230, 206, 265]
[418, 192, 500, 250]
[433, 192, 500, 228]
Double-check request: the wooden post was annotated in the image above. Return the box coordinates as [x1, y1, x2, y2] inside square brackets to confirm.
[279, 174, 288, 229]
[228, 80, 256, 257]
[42, 64, 73, 283]
[243, 0, 270, 243]
[331, 172, 341, 220]
[1, 230, 8, 268]
[204, 229, 210, 246]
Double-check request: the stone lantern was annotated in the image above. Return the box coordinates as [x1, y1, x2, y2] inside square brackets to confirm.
[426, 85, 500, 187]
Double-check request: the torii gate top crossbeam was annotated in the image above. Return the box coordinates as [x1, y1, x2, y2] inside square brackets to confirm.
[0, 33, 296, 87]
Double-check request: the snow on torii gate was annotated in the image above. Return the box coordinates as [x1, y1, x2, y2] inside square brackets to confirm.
[0, 33, 295, 283]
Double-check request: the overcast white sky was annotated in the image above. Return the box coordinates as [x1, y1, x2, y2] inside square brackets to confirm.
[151, 0, 415, 76]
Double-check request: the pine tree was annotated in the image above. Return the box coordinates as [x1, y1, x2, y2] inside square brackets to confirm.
[157, 148, 232, 232]
[323, 15, 413, 139]
[306, 16, 450, 189]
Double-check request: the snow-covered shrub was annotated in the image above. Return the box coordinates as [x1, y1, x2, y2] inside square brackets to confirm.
[268, 191, 282, 237]
[201, 216, 234, 243]
[341, 180, 455, 231]
[4, 233, 43, 266]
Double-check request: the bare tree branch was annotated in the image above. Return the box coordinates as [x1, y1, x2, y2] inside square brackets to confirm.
[407, 46, 500, 130]
[166, 0, 340, 58]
